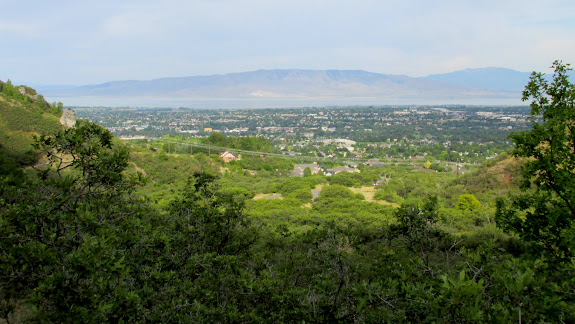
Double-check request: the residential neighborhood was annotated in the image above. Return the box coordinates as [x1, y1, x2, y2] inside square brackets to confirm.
[76, 105, 530, 163]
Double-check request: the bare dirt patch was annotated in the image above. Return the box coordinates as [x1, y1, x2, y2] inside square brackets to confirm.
[487, 157, 520, 187]
[253, 193, 283, 200]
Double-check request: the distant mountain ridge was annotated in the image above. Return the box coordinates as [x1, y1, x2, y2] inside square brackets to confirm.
[422, 67, 533, 93]
[42, 68, 540, 99]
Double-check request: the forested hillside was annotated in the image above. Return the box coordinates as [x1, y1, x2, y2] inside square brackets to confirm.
[1, 62, 574, 323]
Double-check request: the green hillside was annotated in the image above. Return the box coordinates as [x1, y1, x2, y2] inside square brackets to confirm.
[0, 80, 63, 165]
[1, 63, 574, 323]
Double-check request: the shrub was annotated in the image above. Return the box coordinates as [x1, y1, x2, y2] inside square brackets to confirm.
[456, 194, 481, 211]
[287, 188, 313, 203]
[318, 184, 357, 200]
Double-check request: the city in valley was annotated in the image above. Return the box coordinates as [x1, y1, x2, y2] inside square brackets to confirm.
[77, 105, 530, 165]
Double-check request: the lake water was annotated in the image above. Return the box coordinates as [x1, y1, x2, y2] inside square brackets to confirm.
[45, 96, 526, 109]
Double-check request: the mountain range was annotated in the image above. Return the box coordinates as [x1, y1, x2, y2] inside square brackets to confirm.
[422, 67, 534, 93]
[40, 67, 550, 100]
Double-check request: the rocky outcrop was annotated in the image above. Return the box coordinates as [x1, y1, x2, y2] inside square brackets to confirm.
[59, 108, 76, 129]
[17, 86, 51, 109]
[18, 86, 40, 100]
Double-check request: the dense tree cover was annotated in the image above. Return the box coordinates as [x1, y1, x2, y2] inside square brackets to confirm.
[497, 61, 575, 261]
[2, 67, 575, 322]
[0, 122, 149, 322]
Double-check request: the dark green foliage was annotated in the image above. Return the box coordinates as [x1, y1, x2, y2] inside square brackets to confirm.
[0, 122, 148, 322]
[34, 121, 130, 185]
[497, 61, 575, 261]
[2, 129, 575, 322]
[0, 149, 24, 181]
[169, 171, 257, 255]
[3, 81, 575, 322]
[390, 196, 447, 257]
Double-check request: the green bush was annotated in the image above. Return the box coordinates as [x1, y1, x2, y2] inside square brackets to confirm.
[328, 172, 361, 187]
[456, 194, 481, 211]
[374, 187, 404, 204]
[287, 188, 312, 203]
[317, 184, 357, 200]
[219, 186, 255, 200]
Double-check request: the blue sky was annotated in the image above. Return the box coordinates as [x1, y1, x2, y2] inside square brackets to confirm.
[1, 0, 574, 85]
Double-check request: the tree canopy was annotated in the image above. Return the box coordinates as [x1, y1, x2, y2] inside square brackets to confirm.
[497, 60, 575, 260]
[3, 66, 575, 322]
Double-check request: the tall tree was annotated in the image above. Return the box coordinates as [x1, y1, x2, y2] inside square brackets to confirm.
[496, 60, 575, 260]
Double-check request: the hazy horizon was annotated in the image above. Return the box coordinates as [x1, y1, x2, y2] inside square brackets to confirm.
[19, 66, 532, 88]
[2, 1, 574, 85]
[45, 96, 526, 110]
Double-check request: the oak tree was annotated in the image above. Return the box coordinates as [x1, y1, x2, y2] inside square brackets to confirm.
[496, 60, 575, 260]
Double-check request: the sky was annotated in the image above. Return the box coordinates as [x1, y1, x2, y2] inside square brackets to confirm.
[1, 0, 574, 85]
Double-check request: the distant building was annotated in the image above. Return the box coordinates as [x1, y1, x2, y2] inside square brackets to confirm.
[219, 150, 241, 162]
[204, 127, 213, 132]
[290, 162, 322, 177]
[344, 161, 359, 168]
[366, 159, 386, 167]
[323, 138, 356, 146]
[323, 166, 358, 176]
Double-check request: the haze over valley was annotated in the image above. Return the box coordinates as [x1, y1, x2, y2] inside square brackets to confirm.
[42, 68, 531, 104]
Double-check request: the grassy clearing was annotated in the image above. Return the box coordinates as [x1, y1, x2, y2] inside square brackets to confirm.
[349, 186, 401, 207]
[350, 186, 376, 201]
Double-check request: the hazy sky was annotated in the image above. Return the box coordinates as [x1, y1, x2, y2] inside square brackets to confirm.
[2, 0, 574, 85]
